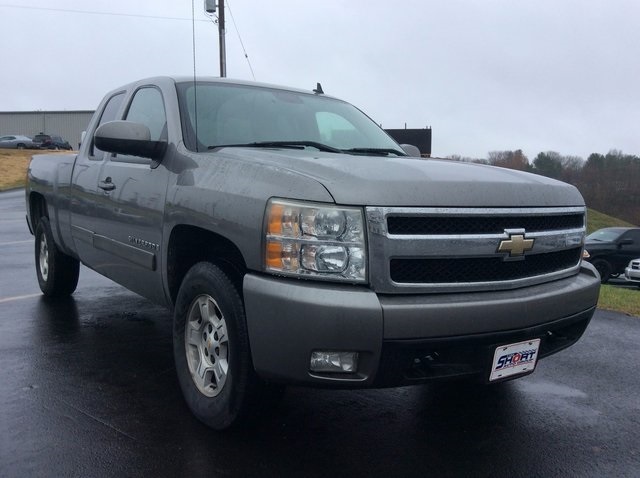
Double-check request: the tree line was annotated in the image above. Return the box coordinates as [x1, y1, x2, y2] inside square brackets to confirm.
[446, 150, 640, 226]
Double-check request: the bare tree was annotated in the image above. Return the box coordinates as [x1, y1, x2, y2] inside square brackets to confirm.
[487, 150, 530, 171]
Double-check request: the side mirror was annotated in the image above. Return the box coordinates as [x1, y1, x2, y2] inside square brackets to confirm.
[94, 120, 167, 160]
[619, 238, 634, 247]
[400, 144, 421, 157]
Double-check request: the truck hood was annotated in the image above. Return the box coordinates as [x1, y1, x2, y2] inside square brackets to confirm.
[216, 148, 585, 207]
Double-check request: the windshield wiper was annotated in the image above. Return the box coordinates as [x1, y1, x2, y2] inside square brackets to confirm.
[342, 147, 406, 156]
[209, 141, 343, 153]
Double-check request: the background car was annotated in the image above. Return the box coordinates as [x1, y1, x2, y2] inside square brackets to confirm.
[39, 135, 73, 150]
[625, 258, 640, 287]
[0, 135, 39, 149]
[31, 133, 51, 148]
[584, 227, 640, 283]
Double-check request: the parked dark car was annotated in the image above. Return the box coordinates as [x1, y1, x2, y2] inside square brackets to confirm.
[32, 134, 51, 146]
[583, 227, 640, 282]
[40, 135, 73, 150]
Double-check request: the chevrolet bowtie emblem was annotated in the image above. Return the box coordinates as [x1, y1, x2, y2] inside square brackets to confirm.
[498, 234, 534, 257]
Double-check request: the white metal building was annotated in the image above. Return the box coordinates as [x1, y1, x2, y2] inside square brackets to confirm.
[0, 111, 95, 149]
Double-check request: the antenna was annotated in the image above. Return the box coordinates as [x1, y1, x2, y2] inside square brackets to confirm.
[192, 0, 199, 151]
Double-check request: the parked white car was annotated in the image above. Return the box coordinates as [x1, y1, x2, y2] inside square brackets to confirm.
[624, 258, 640, 287]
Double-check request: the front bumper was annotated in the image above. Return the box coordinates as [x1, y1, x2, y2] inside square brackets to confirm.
[625, 267, 640, 284]
[243, 263, 600, 387]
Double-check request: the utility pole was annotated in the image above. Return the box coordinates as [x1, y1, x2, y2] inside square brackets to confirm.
[218, 0, 226, 77]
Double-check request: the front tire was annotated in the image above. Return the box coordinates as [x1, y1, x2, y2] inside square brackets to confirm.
[592, 259, 612, 284]
[173, 262, 258, 430]
[35, 217, 80, 297]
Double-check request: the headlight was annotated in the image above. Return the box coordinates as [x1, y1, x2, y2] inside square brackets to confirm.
[264, 199, 367, 282]
[582, 249, 590, 259]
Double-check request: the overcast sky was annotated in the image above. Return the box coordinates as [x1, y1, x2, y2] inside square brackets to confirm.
[1, 0, 639, 160]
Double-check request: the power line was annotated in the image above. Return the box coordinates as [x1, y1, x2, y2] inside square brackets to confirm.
[226, 0, 256, 80]
[203, 1, 255, 80]
[0, 3, 208, 22]
[2, 2, 255, 79]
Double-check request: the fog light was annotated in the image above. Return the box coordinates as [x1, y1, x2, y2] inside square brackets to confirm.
[310, 351, 358, 373]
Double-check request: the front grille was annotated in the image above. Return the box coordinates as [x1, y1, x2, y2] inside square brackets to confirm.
[387, 214, 584, 235]
[366, 206, 586, 294]
[390, 248, 582, 284]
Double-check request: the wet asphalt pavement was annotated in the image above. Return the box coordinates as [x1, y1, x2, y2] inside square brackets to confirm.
[1, 188, 639, 477]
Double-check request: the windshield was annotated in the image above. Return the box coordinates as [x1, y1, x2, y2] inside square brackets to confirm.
[586, 228, 625, 242]
[176, 81, 402, 154]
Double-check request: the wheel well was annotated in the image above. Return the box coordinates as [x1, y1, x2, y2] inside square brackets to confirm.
[167, 225, 247, 304]
[29, 192, 47, 232]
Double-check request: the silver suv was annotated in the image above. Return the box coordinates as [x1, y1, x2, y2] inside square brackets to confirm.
[624, 258, 640, 287]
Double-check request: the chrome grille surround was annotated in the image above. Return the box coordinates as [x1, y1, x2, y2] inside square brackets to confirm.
[366, 206, 586, 294]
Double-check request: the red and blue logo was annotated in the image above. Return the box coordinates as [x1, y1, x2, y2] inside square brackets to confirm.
[494, 349, 537, 370]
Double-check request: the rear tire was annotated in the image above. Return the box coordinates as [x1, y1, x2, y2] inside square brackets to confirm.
[173, 262, 261, 430]
[35, 217, 80, 297]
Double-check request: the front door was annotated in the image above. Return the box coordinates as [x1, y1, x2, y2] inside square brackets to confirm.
[70, 91, 126, 268]
[90, 86, 170, 304]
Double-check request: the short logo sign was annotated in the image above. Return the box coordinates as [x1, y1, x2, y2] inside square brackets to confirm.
[490, 339, 541, 381]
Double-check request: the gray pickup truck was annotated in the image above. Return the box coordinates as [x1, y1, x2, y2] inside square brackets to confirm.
[26, 76, 600, 429]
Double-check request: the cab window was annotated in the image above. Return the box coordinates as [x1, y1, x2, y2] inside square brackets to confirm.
[107, 87, 167, 164]
[125, 87, 167, 141]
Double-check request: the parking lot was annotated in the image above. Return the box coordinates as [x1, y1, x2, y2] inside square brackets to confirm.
[1, 188, 639, 477]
